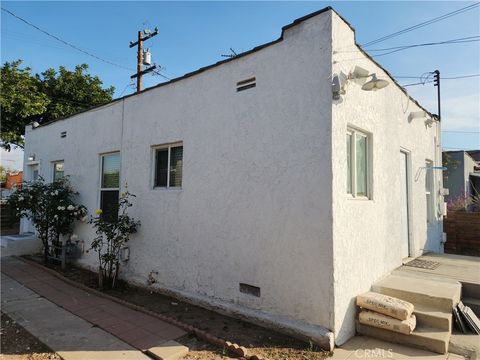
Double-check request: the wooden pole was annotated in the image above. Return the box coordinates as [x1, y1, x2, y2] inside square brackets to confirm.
[137, 31, 143, 92]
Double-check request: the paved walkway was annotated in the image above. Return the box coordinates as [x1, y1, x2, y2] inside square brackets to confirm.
[1, 257, 187, 358]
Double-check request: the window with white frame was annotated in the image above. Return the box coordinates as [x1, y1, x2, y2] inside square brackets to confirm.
[53, 161, 64, 181]
[153, 143, 183, 188]
[425, 159, 435, 223]
[346, 128, 370, 198]
[100, 152, 120, 221]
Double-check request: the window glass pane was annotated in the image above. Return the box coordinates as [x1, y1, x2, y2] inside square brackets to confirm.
[53, 162, 64, 181]
[100, 190, 119, 222]
[155, 149, 168, 187]
[102, 153, 120, 189]
[169, 146, 183, 187]
[347, 134, 352, 194]
[356, 134, 367, 196]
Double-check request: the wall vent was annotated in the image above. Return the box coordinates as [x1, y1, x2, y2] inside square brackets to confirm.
[60, 131, 67, 138]
[236, 77, 256, 92]
[239, 283, 261, 297]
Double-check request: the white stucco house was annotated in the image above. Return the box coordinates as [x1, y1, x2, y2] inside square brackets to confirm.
[21, 7, 444, 350]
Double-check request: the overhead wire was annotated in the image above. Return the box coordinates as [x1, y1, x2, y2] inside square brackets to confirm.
[1, 7, 134, 72]
[442, 130, 480, 134]
[3, 7, 173, 89]
[361, 2, 480, 47]
[334, 37, 480, 62]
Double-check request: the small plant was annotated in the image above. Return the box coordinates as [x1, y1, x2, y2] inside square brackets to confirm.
[7, 176, 87, 262]
[447, 191, 480, 212]
[89, 187, 140, 289]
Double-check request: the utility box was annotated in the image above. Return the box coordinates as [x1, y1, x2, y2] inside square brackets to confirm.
[143, 49, 151, 65]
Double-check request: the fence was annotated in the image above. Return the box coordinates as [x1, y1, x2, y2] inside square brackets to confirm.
[1, 203, 20, 235]
[444, 211, 480, 257]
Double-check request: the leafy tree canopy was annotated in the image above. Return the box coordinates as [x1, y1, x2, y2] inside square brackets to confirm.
[1, 60, 114, 151]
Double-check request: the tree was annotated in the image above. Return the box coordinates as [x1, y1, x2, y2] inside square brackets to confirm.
[0, 61, 49, 151]
[1, 60, 114, 151]
[0, 165, 7, 183]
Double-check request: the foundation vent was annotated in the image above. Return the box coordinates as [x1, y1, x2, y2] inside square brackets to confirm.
[239, 283, 260, 297]
[236, 77, 256, 92]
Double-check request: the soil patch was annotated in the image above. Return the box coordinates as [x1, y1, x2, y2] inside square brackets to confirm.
[24, 255, 329, 359]
[1, 312, 61, 360]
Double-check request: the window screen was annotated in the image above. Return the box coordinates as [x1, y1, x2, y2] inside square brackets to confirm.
[356, 135, 367, 196]
[155, 149, 168, 187]
[154, 144, 183, 188]
[100, 153, 120, 221]
[169, 146, 183, 187]
[53, 162, 64, 181]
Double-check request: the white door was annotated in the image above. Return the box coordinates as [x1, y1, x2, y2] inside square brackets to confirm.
[400, 151, 410, 258]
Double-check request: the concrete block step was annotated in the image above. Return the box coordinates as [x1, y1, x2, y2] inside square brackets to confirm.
[146, 341, 189, 360]
[413, 305, 452, 331]
[462, 297, 480, 318]
[372, 274, 461, 313]
[356, 321, 451, 354]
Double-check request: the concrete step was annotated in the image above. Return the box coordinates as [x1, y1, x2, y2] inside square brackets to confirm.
[372, 274, 461, 313]
[462, 297, 480, 318]
[413, 305, 452, 331]
[356, 321, 451, 354]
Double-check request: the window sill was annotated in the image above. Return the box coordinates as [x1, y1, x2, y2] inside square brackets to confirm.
[152, 187, 183, 191]
[347, 195, 372, 201]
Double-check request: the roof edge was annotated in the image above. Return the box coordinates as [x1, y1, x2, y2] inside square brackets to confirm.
[35, 6, 433, 128]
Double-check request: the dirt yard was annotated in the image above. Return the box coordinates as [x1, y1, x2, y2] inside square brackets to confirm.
[0, 312, 61, 360]
[26, 255, 329, 360]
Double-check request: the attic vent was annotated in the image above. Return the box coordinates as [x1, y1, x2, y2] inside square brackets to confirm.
[239, 283, 261, 297]
[236, 77, 256, 92]
[60, 131, 67, 138]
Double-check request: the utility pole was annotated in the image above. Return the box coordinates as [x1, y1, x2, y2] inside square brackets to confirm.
[433, 70, 441, 121]
[130, 27, 159, 92]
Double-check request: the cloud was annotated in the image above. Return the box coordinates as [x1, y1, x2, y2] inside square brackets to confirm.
[1, 147, 24, 171]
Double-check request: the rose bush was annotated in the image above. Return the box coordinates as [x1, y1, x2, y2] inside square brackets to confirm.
[7, 176, 87, 262]
[89, 187, 140, 289]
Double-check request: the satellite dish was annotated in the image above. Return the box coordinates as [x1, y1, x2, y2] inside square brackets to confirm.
[361, 74, 389, 91]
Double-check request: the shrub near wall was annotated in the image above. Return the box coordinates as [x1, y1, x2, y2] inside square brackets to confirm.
[444, 211, 480, 257]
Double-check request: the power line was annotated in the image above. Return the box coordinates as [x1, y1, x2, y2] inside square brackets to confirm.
[442, 130, 480, 134]
[402, 81, 433, 87]
[337, 36, 480, 53]
[371, 38, 480, 57]
[400, 74, 480, 86]
[1, 7, 133, 71]
[361, 2, 480, 47]
[442, 74, 480, 79]
[335, 37, 479, 62]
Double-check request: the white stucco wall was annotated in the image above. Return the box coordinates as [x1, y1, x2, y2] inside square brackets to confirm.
[330, 12, 443, 345]
[22, 9, 443, 348]
[23, 10, 336, 347]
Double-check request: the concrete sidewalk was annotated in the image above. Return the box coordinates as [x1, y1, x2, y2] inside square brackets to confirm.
[1, 257, 188, 359]
[2, 273, 150, 360]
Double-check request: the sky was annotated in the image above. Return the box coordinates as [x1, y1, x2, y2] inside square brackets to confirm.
[1, 1, 479, 171]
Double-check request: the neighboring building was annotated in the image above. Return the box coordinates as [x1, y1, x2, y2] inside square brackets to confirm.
[467, 150, 480, 165]
[443, 150, 480, 208]
[21, 7, 444, 349]
[1, 171, 23, 199]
